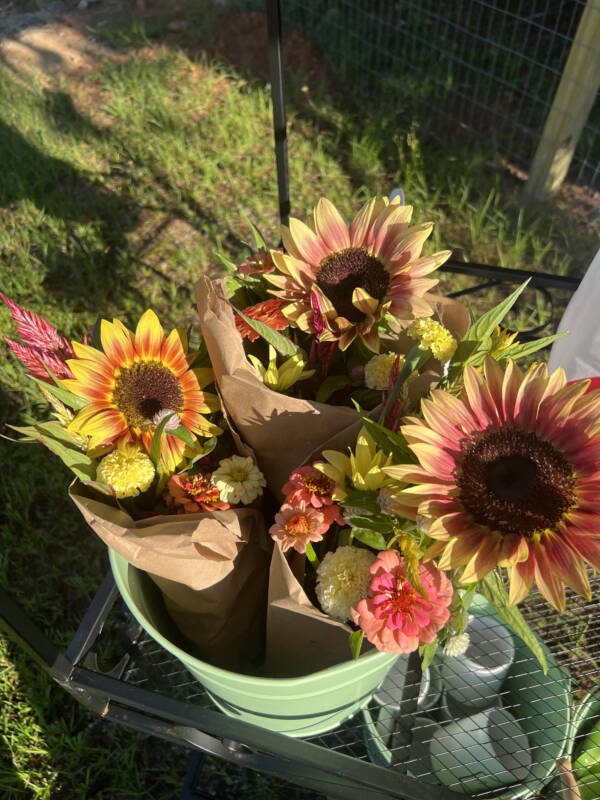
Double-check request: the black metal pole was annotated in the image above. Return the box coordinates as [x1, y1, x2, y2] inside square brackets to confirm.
[266, 0, 291, 227]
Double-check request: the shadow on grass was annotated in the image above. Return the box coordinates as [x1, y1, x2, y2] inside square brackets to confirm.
[0, 735, 26, 800]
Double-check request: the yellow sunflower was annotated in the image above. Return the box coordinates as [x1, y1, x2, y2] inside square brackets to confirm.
[64, 310, 222, 472]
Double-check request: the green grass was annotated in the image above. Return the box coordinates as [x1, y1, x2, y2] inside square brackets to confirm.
[0, 9, 598, 798]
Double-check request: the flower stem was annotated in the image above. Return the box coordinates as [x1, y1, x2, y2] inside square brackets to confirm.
[378, 344, 430, 425]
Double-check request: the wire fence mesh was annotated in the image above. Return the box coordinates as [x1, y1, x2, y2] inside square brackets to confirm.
[241, 0, 600, 189]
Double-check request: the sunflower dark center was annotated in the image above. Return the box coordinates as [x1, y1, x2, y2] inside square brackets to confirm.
[457, 428, 576, 537]
[113, 361, 184, 431]
[316, 247, 389, 323]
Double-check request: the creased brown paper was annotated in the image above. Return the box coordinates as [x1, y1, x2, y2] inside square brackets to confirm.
[195, 276, 362, 497]
[260, 543, 371, 677]
[70, 480, 271, 670]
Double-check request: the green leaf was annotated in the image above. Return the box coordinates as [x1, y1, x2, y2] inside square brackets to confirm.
[468, 280, 530, 341]
[169, 425, 195, 447]
[419, 641, 438, 672]
[498, 331, 567, 362]
[478, 571, 547, 674]
[349, 629, 364, 660]
[340, 490, 380, 514]
[235, 308, 298, 356]
[378, 344, 430, 424]
[316, 375, 351, 403]
[345, 513, 393, 533]
[350, 528, 387, 550]
[11, 421, 97, 481]
[29, 374, 88, 411]
[149, 412, 177, 468]
[243, 218, 268, 251]
[214, 251, 240, 274]
[353, 403, 414, 462]
[460, 583, 477, 611]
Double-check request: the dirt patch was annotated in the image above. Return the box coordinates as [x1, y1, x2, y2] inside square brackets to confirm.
[0, 14, 126, 86]
[194, 10, 333, 88]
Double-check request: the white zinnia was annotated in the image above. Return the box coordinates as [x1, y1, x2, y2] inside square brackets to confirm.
[315, 546, 376, 622]
[211, 455, 266, 505]
[364, 352, 403, 390]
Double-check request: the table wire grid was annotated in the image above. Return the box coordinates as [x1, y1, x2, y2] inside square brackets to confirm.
[96, 576, 600, 799]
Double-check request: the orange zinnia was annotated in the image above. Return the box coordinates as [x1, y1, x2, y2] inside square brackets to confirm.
[264, 196, 450, 352]
[64, 310, 222, 472]
[386, 357, 600, 612]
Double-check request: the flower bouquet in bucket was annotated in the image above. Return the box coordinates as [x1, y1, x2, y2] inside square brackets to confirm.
[4, 192, 600, 744]
[1, 295, 271, 670]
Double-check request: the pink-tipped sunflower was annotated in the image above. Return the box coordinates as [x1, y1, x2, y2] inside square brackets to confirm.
[385, 357, 600, 612]
[264, 196, 450, 352]
[64, 310, 222, 472]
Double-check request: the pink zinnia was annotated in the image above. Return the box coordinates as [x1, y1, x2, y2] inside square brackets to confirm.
[351, 551, 452, 654]
[282, 464, 336, 508]
[269, 501, 340, 553]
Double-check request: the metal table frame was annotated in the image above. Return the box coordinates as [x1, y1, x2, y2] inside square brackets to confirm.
[0, 1, 586, 798]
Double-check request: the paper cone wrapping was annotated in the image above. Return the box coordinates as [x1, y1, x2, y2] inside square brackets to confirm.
[195, 276, 470, 497]
[70, 481, 271, 670]
[195, 277, 362, 497]
[195, 277, 471, 673]
[260, 543, 371, 677]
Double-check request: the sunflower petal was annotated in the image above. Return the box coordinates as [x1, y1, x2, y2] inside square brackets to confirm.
[314, 198, 350, 252]
[135, 309, 164, 361]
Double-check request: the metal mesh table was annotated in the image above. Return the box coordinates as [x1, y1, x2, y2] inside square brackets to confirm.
[3, 565, 598, 799]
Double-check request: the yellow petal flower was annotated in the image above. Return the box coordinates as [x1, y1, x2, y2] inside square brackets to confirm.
[248, 346, 314, 392]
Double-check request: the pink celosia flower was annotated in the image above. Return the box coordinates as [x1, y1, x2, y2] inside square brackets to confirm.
[269, 501, 340, 553]
[1, 293, 73, 380]
[282, 464, 336, 508]
[351, 550, 452, 654]
[165, 472, 230, 514]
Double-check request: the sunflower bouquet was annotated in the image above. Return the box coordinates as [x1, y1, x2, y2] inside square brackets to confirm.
[194, 193, 597, 675]
[1, 295, 271, 669]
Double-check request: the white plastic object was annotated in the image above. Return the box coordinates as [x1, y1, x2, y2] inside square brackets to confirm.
[548, 247, 600, 381]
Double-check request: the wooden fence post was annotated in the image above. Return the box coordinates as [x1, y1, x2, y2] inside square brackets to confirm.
[523, 0, 600, 203]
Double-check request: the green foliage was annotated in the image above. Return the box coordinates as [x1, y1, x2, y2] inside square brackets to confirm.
[353, 403, 415, 463]
[419, 641, 438, 673]
[8, 421, 96, 482]
[478, 571, 548, 674]
[349, 629, 364, 660]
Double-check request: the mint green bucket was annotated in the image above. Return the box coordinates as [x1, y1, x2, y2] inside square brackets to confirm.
[109, 549, 398, 737]
[363, 595, 571, 797]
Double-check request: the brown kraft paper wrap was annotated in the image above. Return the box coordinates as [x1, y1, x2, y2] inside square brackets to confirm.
[70, 480, 271, 671]
[260, 542, 371, 677]
[195, 276, 470, 497]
